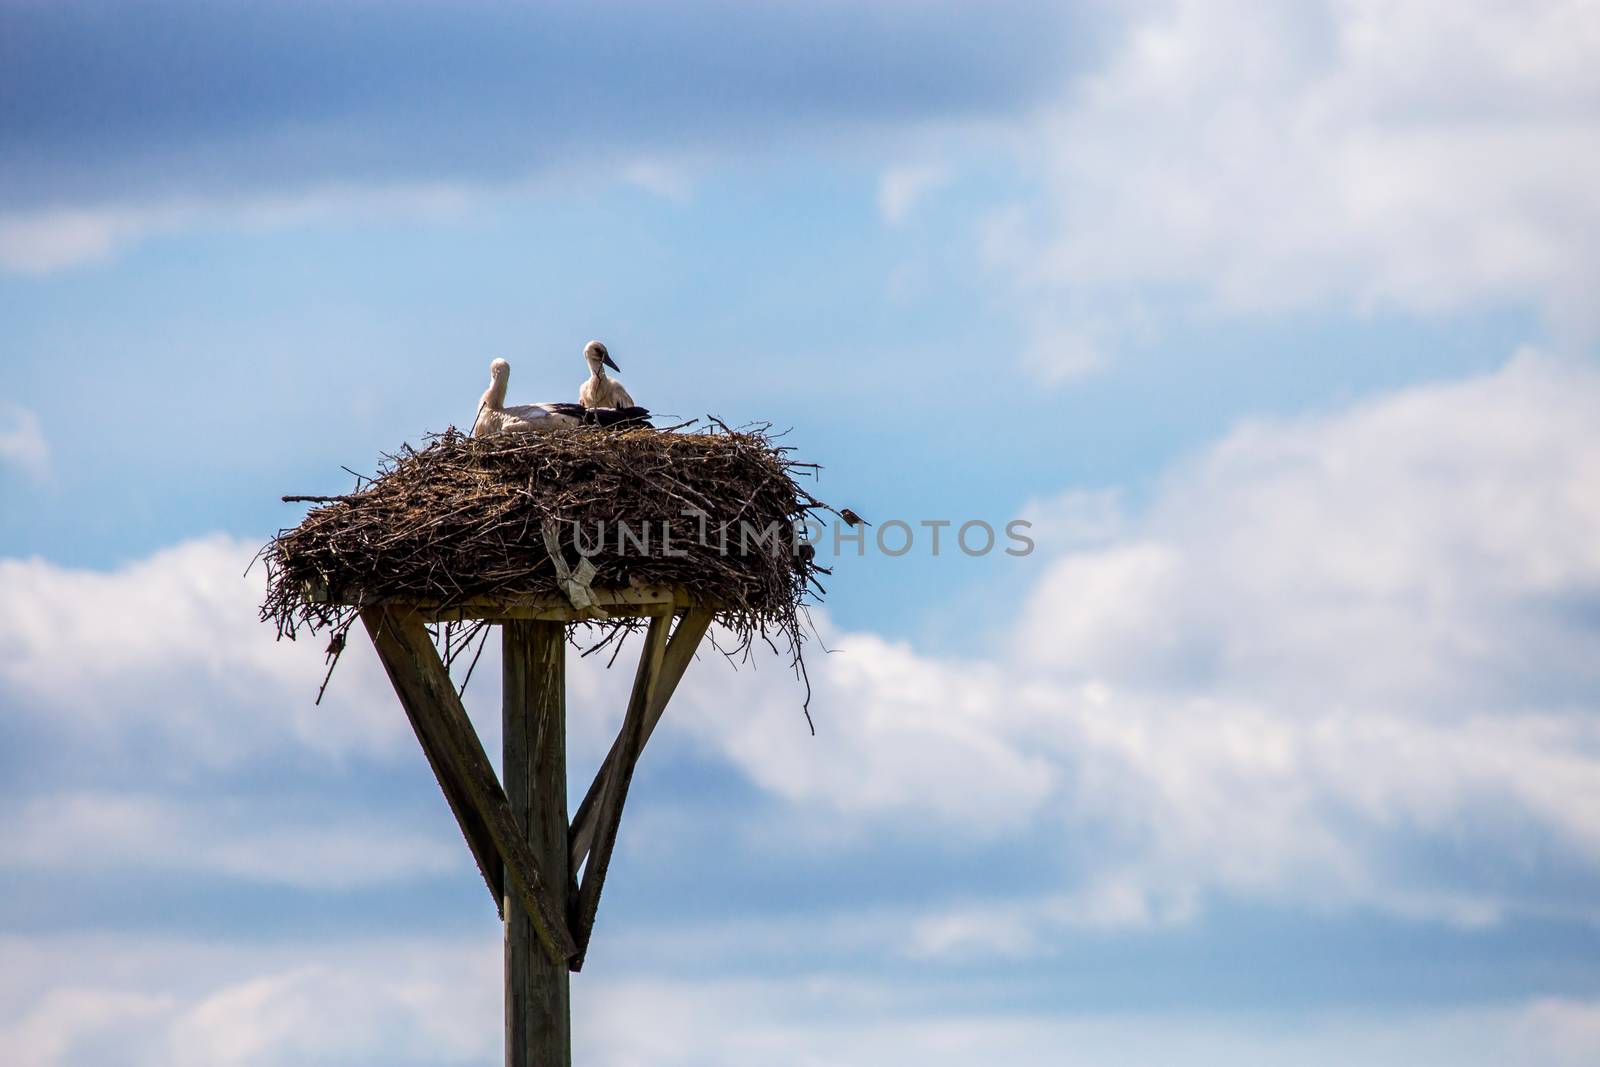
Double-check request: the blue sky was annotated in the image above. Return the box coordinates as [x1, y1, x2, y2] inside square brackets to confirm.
[3, 1, 1600, 1064]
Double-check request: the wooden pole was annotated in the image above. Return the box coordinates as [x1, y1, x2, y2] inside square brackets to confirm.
[503, 621, 571, 1067]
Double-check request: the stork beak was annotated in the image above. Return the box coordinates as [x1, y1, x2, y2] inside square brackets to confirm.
[602, 351, 621, 372]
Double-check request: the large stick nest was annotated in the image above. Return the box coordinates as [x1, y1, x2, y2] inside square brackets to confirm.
[259, 422, 835, 699]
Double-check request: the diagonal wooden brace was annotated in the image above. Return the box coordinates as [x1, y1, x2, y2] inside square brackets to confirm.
[568, 608, 713, 874]
[362, 606, 578, 966]
[569, 610, 672, 969]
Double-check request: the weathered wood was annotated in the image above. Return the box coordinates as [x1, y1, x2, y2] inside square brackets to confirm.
[569, 608, 713, 873]
[569, 610, 670, 969]
[318, 582, 691, 621]
[437, 604, 669, 624]
[361, 607, 577, 964]
[503, 621, 571, 1067]
[432, 584, 681, 623]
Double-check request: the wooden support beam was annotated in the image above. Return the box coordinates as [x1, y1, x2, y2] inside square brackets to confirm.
[314, 582, 691, 622]
[503, 621, 571, 1067]
[434, 599, 676, 624]
[568, 608, 713, 873]
[362, 607, 577, 966]
[569, 610, 671, 969]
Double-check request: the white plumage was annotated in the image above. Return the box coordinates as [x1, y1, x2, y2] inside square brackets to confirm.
[473, 358, 585, 437]
[578, 340, 636, 409]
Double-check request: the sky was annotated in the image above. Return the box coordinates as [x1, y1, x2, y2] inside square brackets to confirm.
[2, 1, 1600, 1064]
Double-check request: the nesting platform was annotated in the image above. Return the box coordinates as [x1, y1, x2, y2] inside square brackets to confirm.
[261, 426, 830, 652]
[261, 424, 835, 1067]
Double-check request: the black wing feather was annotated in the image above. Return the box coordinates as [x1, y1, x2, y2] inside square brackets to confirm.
[582, 405, 652, 428]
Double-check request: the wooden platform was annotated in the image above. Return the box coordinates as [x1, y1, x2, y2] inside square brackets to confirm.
[349, 586, 715, 1067]
[307, 581, 698, 621]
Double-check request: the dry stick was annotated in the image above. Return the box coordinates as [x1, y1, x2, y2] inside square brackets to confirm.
[313, 626, 349, 706]
[456, 622, 492, 699]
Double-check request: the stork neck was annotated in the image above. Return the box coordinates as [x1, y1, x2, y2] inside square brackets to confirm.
[589, 363, 607, 382]
[483, 377, 507, 411]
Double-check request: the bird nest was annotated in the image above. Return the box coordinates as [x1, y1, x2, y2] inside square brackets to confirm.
[259, 422, 836, 703]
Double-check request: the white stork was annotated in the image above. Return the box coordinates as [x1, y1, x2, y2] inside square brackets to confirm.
[473, 358, 584, 437]
[578, 340, 636, 409]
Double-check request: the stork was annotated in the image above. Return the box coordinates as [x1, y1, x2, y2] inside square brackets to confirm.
[473, 358, 585, 437]
[579, 340, 636, 409]
[474, 358, 652, 437]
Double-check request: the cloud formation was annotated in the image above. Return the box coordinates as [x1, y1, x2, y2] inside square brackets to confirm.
[0, 536, 407, 768]
[0, 0, 1080, 270]
[3, 931, 1599, 1067]
[0, 406, 49, 480]
[0, 790, 456, 891]
[666, 351, 1600, 935]
[0, 934, 498, 1067]
[986, 0, 1600, 375]
[13, 0, 1593, 369]
[3, 354, 1598, 936]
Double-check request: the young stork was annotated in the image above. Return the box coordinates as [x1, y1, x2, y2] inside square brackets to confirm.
[474, 358, 652, 437]
[473, 358, 585, 437]
[578, 340, 636, 409]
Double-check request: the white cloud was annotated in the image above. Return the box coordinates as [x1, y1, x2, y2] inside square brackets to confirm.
[621, 159, 697, 203]
[0, 987, 173, 1067]
[3, 932, 1599, 1067]
[1019, 311, 1110, 384]
[165, 964, 486, 1067]
[0, 791, 455, 890]
[0, 536, 408, 766]
[577, 980, 1600, 1067]
[681, 626, 1058, 834]
[988, 0, 1600, 374]
[0, 406, 49, 480]
[0, 156, 709, 275]
[664, 351, 1600, 928]
[1018, 348, 1600, 707]
[904, 877, 1200, 960]
[878, 164, 950, 225]
[0, 184, 469, 275]
[0, 211, 150, 274]
[0, 935, 498, 1067]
